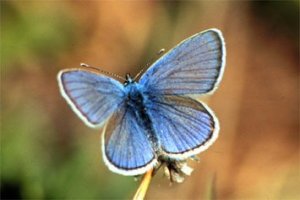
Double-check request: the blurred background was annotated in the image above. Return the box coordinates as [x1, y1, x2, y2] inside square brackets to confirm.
[1, 1, 299, 199]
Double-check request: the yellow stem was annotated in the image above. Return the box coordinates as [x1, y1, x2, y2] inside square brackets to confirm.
[132, 168, 154, 200]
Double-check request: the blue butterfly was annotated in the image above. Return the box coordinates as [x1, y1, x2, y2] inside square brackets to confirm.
[57, 29, 226, 176]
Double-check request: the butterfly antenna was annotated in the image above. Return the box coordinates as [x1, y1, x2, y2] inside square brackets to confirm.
[80, 63, 126, 81]
[133, 48, 165, 81]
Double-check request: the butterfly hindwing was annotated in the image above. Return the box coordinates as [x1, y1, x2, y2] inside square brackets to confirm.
[58, 69, 125, 128]
[146, 95, 218, 159]
[102, 104, 156, 176]
[139, 29, 225, 96]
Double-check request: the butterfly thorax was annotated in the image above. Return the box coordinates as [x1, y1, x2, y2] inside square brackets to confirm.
[124, 82, 146, 112]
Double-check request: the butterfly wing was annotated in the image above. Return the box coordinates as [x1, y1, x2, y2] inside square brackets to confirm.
[57, 69, 125, 128]
[102, 104, 157, 175]
[139, 29, 225, 96]
[145, 94, 218, 159]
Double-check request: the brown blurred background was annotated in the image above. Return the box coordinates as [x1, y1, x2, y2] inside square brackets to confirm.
[1, 1, 299, 199]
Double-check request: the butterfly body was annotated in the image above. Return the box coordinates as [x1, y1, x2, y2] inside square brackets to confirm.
[123, 77, 160, 153]
[58, 29, 226, 176]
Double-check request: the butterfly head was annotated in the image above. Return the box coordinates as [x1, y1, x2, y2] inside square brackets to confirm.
[124, 73, 135, 86]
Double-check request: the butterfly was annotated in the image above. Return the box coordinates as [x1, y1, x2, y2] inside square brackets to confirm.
[57, 28, 226, 176]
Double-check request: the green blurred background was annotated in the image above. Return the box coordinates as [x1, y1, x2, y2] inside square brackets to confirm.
[1, 1, 299, 199]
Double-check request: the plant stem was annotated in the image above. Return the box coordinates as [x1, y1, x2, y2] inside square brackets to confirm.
[133, 168, 154, 200]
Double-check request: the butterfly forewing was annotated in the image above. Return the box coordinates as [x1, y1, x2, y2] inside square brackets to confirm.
[58, 69, 125, 128]
[102, 105, 156, 176]
[139, 29, 225, 96]
[146, 95, 218, 158]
